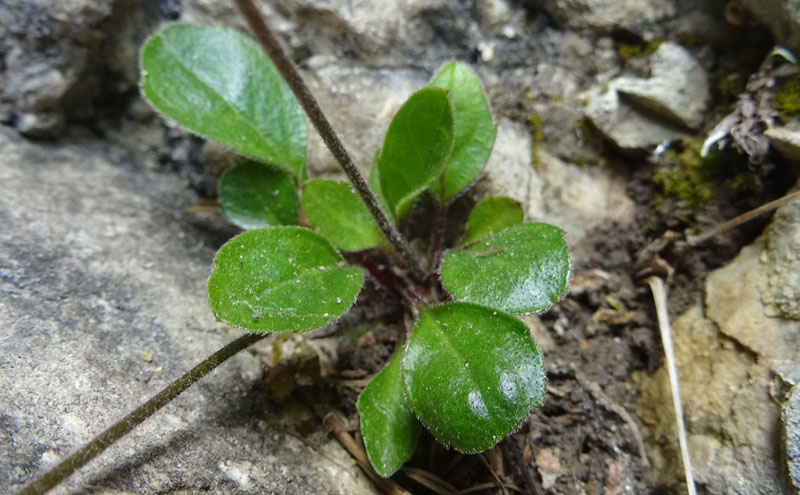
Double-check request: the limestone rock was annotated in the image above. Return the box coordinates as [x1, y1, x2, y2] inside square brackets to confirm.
[611, 42, 710, 130]
[303, 63, 428, 177]
[0, 127, 377, 495]
[584, 88, 686, 153]
[271, 0, 447, 56]
[706, 237, 800, 384]
[532, 101, 604, 166]
[634, 304, 792, 495]
[535, 0, 675, 35]
[0, 0, 171, 137]
[759, 188, 800, 320]
[478, 118, 544, 211]
[766, 123, 800, 162]
[637, 194, 800, 493]
[784, 383, 800, 492]
[479, 120, 635, 252]
[739, 0, 800, 54]
[184, 0, 475, 67]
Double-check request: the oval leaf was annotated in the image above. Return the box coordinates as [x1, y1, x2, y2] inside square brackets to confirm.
[461, 196, 524, 246]
[357, 346, 422, 477]
[369, 151, 394, 222]
[403, 303, 546, 453]
[141, 24, 307, 179]
[441, 223, 570, 315]
[220, 161, 298, 230]
[378, 87, 455, 217]
[429, 62, 497, 201]
[208, 227, 363, 332]
[301, 179, 385, 251]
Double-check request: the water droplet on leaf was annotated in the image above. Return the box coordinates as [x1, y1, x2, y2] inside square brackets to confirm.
[467, 390, 489, 419]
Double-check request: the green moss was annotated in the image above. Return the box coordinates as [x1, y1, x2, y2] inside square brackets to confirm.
[529, 113, 544, 142]
[618, 40, 661, 61]
[775, 74, 800, 123]
[712, 54, 747, 106]
[643, 216, 659, 236]
[678, 32, 705, 47]
[655, 137, 753, 210]
[576, 117, 602, 146]
[529, 113, 544, 169]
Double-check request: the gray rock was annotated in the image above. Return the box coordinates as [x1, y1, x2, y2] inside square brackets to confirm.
[611, 42, 710, 130]
[584, 88, 686, 153]
[479, 120, 635, 252]
[14, 112, 65, 138]
[739, 0, 800, 54]
[0, 0, 168, 137]
[270, 0, 448, 58]
[532, 100, 604, 166]
[294, 55, 635, 257]
[0, 127, 377, 495]
[765, 123, 800, 162]
[706, 236, 800, 384]
[784, 383, 800, 492]
[759, 186, 800, 320]
[635, 191, 800, 494]
[181, 0, 281, 33]
[303, 63, 429, 177]
[535, 0, 675, 35]
[635, 303, 792, 495]
[184, 0, 476, 68]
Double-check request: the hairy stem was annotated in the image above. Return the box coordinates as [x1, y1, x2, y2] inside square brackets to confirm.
[428, 200, 448, 273]
[18, 332, 266, 495]
[232, 0, 426, 282]
[351, 251, 407, 300]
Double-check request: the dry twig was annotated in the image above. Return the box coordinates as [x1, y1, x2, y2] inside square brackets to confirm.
[478, 450, 510, 495]
[325, 413, 411, 495]
[402, 466, 459, 494]
[687, 189, 800, 246]
[647, 277, 696, 495]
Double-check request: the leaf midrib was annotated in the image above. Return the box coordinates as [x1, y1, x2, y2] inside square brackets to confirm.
[254, 265, 353, 314]
[424, 311, 484, 398]
[312, 191, 380, 243]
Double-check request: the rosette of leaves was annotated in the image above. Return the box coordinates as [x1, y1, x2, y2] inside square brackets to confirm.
[141, 25, 570, 479]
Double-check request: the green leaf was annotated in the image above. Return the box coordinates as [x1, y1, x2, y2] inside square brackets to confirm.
[429, 62, 497, 201]
[403, 303, 546, 453]
[357, 346, 422, 477]
[219, 161, 298, 230]
[377, 87, 455, 217]
[301, 179, 385, 251]
[461, 196, 524, 246]
[441, 223, 570, 315]
[141, 24, 307, 180]
[208, 227, 363, 332]
[369, 151, 394, 222]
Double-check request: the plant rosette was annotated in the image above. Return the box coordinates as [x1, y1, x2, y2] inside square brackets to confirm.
[140, 23, 570, 478]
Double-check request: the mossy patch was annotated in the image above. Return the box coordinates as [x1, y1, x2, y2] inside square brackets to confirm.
[775, 74, 800, 123]
[712, 54, 748, 107]
[655, 137, 753, 215]
[529, 112, 544, 169]
[618, 40, 661, 61]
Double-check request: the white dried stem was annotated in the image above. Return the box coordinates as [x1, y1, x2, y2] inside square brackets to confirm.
[647, 276, 697, 495]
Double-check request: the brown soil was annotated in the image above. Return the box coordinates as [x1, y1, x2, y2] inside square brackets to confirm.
[247, 141, 800, 495]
